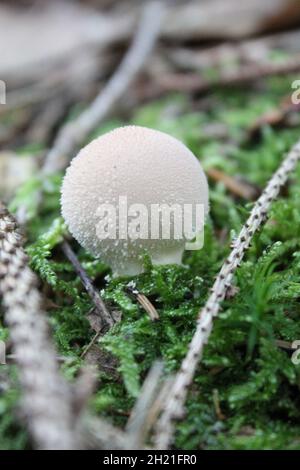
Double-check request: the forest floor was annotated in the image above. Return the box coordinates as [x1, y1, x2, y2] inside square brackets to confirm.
[1, 73, 300, 449]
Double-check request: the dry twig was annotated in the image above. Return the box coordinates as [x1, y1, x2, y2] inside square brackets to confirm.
[154, 139, 300, 449]
[212, 388, 226, 421]
[167, 30, 300, 72]
[62, 240, 114, 330]
[83, 415, 137, 450]
[5, 354, 75, 364]
[147, 54, 300, 97]
[83, 361, 165, 450]
[0, 203, 79, 449]
[80, 331, 102, 360]
[207, 168, 259, 200]
[43, 1, 166, 175]
[274, 339, 295, 351]
[125, 361, 164, 448]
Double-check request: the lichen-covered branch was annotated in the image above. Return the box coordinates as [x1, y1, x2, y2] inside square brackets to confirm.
[0, 203, 79, 449]
[154, 139, 300, 449]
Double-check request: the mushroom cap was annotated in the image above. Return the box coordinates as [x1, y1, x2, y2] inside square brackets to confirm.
[61, 125, 209, 276]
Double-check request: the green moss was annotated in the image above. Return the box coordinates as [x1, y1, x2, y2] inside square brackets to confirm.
[2, 75, 300, 449]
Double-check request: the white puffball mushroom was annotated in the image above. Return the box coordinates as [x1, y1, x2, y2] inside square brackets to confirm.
[61, 125, 209, 276]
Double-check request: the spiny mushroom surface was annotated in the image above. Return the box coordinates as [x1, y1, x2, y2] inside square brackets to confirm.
[61, 125, 209, 276]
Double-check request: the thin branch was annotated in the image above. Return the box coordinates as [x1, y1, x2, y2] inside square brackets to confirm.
[212, 389, 226, 421]
[0, 203, 79, 449]
[83, 361, 164, 450]
[125, 361, 164, 448]
[146, 54, 300, 97]
[167, 30, 300, 73]
[207, 168, 259, 200]
[43, 1, 166, 175]
[6, 354, 75, 364]
[154, 139, 300, 449]
[0, 77, 65, 115]
[72, 366, 98, 418]
[82, 415, 140, 450]
[274, 339, 295, 351]
[80, 331, 101, 359]
[146, 376, 174, 439]
[62, 240, 114, 330]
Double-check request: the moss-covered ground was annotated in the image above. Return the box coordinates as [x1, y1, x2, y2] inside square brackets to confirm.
[1, 76, 300, 449]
